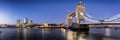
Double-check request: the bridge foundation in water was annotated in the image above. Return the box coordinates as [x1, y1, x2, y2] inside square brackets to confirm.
[69, 24, 89, 32]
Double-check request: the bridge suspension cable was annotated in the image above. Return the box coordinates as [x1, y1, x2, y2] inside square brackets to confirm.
[78, 11, 100, 23]
[104, 13, 120, 22]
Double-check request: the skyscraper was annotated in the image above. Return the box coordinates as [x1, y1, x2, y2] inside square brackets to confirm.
[24, 17, 28, 24]
[28, 20, 33, 25]
[17, 19, 21, 27]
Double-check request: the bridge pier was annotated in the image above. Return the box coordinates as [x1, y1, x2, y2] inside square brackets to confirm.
[69, 24, 89, 32]
[79, 24, 89, 31]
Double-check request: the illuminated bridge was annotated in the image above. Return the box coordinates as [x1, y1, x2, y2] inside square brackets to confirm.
[64, 1, 120, 29]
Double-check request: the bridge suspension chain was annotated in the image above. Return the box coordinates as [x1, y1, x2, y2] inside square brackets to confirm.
[78, 11, 100, 23]
[104, 13, 120, 22]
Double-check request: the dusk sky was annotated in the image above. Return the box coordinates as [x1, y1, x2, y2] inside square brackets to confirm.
[0, 0, 120, 24]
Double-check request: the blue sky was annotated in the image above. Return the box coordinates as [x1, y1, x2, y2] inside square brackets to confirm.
[0, 0, 120, 24]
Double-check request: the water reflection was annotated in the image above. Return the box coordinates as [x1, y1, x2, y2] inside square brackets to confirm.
[105, 28, 111, 36]
[16, 28, 20, 40]
[103, 28, 120, 40]
[0, 28, 119, 40]
[102, 28, 111, 40]
[60, 28, 66, 38]
[66, 30, 88, 40]
[23, 28, 27, 40]
[41, 28, 50, 40]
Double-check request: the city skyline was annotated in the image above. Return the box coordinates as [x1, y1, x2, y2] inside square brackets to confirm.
[0, 0, 120, 24]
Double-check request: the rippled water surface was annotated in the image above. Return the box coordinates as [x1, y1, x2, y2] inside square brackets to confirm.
[0, 28, 120, 40]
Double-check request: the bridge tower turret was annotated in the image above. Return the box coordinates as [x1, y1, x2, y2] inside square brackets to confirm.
[75, 1, 86, 24]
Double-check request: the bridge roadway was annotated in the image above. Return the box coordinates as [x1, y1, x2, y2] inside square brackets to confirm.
[74, 22, 120, 28]
[79, 22, 120, 25]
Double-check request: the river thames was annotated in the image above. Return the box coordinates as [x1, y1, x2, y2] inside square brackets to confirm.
[0, 28, 120, 40]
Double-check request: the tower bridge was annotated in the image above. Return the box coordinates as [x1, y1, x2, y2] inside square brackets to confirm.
[65, 1, 120, 29]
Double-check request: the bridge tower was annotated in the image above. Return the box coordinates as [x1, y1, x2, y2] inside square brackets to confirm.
[24, 17, 28, 24]
[67, 11, 73, 26]
[66, 1, 89, 31]
[75, 1, 86, 24]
